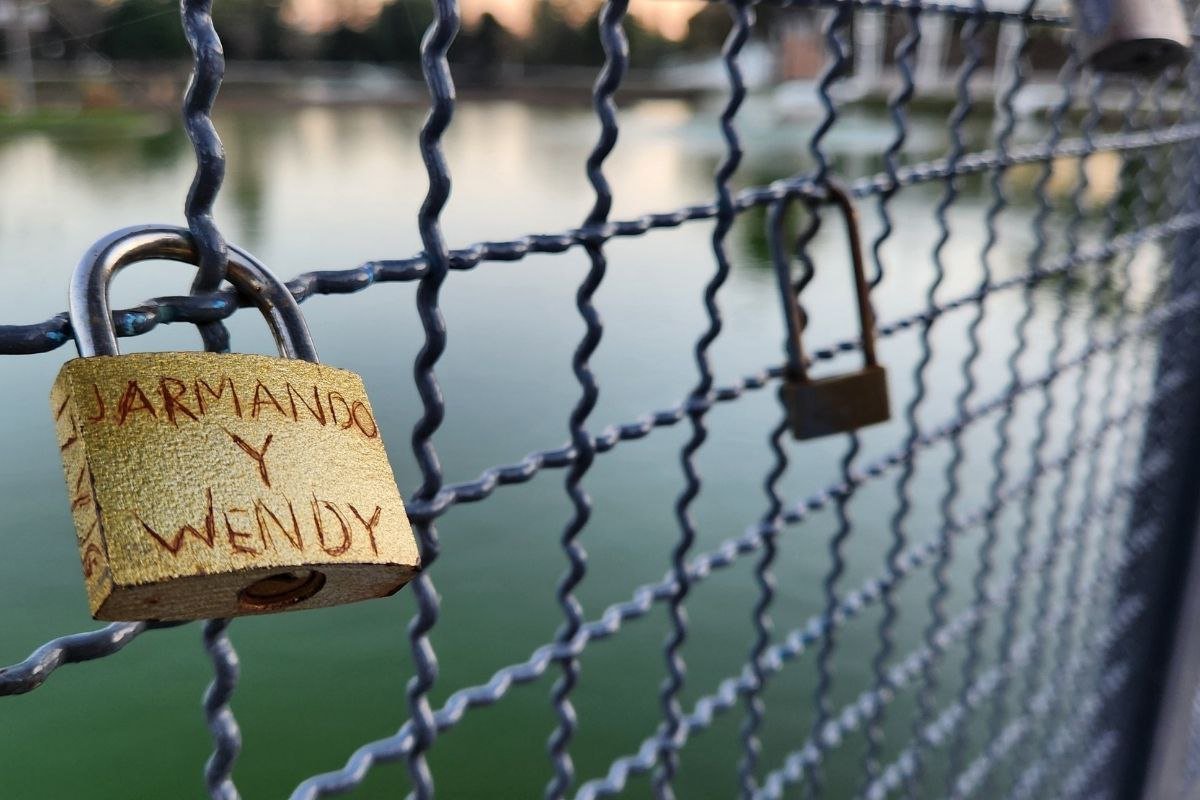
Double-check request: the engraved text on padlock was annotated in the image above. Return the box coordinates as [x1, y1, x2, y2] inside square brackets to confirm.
[50, 226, 420, 621]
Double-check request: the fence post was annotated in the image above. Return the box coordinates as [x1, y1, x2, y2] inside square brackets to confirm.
[1106, 122, 1200, 798]
[1137, 517, 1200, 798]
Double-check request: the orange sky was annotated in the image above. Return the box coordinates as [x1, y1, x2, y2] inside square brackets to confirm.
[286, 0, 705, 40]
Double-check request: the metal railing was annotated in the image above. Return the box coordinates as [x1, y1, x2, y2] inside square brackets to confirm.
[4, 0, 1200, 798]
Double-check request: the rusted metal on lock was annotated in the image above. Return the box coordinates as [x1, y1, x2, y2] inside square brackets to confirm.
[51, 224, 420, 621]
[774, 182, 890, 441]
[1072, 0, 1191, 75]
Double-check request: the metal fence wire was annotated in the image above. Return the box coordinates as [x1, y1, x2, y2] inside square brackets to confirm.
[4, 0, 1200, 797]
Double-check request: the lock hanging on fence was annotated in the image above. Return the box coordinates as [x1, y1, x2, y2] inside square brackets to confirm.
[776, 182, 890, 441]
[50, 225, 420, 621]
[1072, 0, 1192, 75]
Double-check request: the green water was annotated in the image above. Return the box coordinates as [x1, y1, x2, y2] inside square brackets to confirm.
[0, 98, 1151, 798]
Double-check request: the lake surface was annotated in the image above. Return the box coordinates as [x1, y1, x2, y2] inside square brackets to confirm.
[0, 97, 1161, 798]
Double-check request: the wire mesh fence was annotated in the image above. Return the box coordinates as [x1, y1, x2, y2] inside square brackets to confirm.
[2, 0, 1200, 798]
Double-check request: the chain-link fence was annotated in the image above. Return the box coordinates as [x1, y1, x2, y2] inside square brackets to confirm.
[3, 0, 1200, 798]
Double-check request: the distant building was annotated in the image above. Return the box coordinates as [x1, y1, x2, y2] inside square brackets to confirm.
[778, 1, 1069, 86]
[1, 0, 49, 112]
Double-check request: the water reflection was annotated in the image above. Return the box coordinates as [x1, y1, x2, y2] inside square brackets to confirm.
[0, 98, 1161, 799]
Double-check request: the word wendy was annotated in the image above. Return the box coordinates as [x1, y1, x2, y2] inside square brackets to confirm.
[135, 488, 386, 559]
[80, 374, 378, 437]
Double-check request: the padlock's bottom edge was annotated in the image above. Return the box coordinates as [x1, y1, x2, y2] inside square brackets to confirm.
[1088, 38, 1191, 75]
[89, 561, 420, 622]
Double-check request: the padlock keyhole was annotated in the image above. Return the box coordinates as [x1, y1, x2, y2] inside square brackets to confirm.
[238, 570, 327, 612]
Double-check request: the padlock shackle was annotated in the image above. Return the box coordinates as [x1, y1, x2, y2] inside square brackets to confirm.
[69, 224, 318, 362]
[772, 181, 879, 383]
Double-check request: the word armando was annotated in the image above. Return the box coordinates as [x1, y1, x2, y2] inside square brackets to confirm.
[81, 374, 378, 438]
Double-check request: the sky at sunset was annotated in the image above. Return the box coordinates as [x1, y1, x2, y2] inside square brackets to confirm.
[285, 0, 706, 39]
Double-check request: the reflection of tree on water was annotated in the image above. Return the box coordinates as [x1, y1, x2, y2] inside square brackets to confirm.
[0, 112, 271, 247]
[223, 113, 271, 248]
[19, 116, 183, 177]
[730, 146, 1165, 327]
[0, 99, 1167, 327]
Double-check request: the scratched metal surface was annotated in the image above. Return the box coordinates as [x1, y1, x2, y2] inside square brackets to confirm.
[1, 0, 1199, 798]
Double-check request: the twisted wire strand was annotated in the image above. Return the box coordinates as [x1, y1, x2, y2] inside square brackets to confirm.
[3, 250, 1189, 708]
[1006, 59, 1096, 789]
[588, 472, 1094, 800]
[1080, 53, 1200, 797]
[5, 123, 1195, 358]
[944, 4, 1032, 785]
[202, 618, 241, 800]
[980, 42, 1081, 796]
[180, 0, 229, 353]
[412, 210, 1200, 523]
[0, 8, 1190, 798]
[799, 5, 854, 797]
[948, 378, 1185, 799]
[1033, 76, 1142, 789]
[952, 675, 1118, 800]
[949, 526, 1165, 799]
[806, 434, 857, 798]
[736, 194, 800, 798]
[285, 287, 1197, 800]
[860, 7, 920, 787]
[5, 210, 1194, 710]
[4, 212, 1195, 705]
[1003, 652, 1116, 800]
[404, 0, 460, 795]
[764, 0, 1068, 25]
[736, 413, 791, 798]
[1054, 70, 1181, 787]
[1055, 731, 1119, 800]
[181, 1, 241, 783]
[809, 1, 852, 184]
[768, 441, 1161, 800]
[0, 621, 183, 696]
[824, 583, 1145, 800]
[544, 1, 628, 795]
[902, 8, 986, 795]
[973, 424, 1187, 800]
[579, 397, 1173, 800]
[652, 5, 752, 796]
[1026, 685, 1121, 800]
[1003, 525, 1171, 800]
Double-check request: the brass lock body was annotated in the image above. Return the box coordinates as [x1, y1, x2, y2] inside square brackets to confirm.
[52, 226, 420, 621]
[774, 182, 890, 440]
[781, 364, 889, 440]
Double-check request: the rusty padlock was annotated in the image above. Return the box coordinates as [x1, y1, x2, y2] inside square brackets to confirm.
[50, 225, 420, 621]
[776, 182, 889, 440]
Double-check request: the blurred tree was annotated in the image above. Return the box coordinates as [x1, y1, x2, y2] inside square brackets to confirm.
[453, 12, 512, 83]
[371, 0, 430, 64]
[219, 0, 289, 60]
[321, 23, 381, 61]
[96, 0, 303, 62]
[97, 0, 188, 60]
[85, 0, 675, 69]
[572, 7, 672, 67]
[620, 13, 672, 64]
[41, 0, 105, 61]
[682, 3, 729, 53]
[525, 0, 596, 66]
[681, 2, 799, 52]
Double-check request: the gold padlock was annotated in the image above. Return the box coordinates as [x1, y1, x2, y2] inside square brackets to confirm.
[776, 182, 890, 440]
[50, 225, 420, 621]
